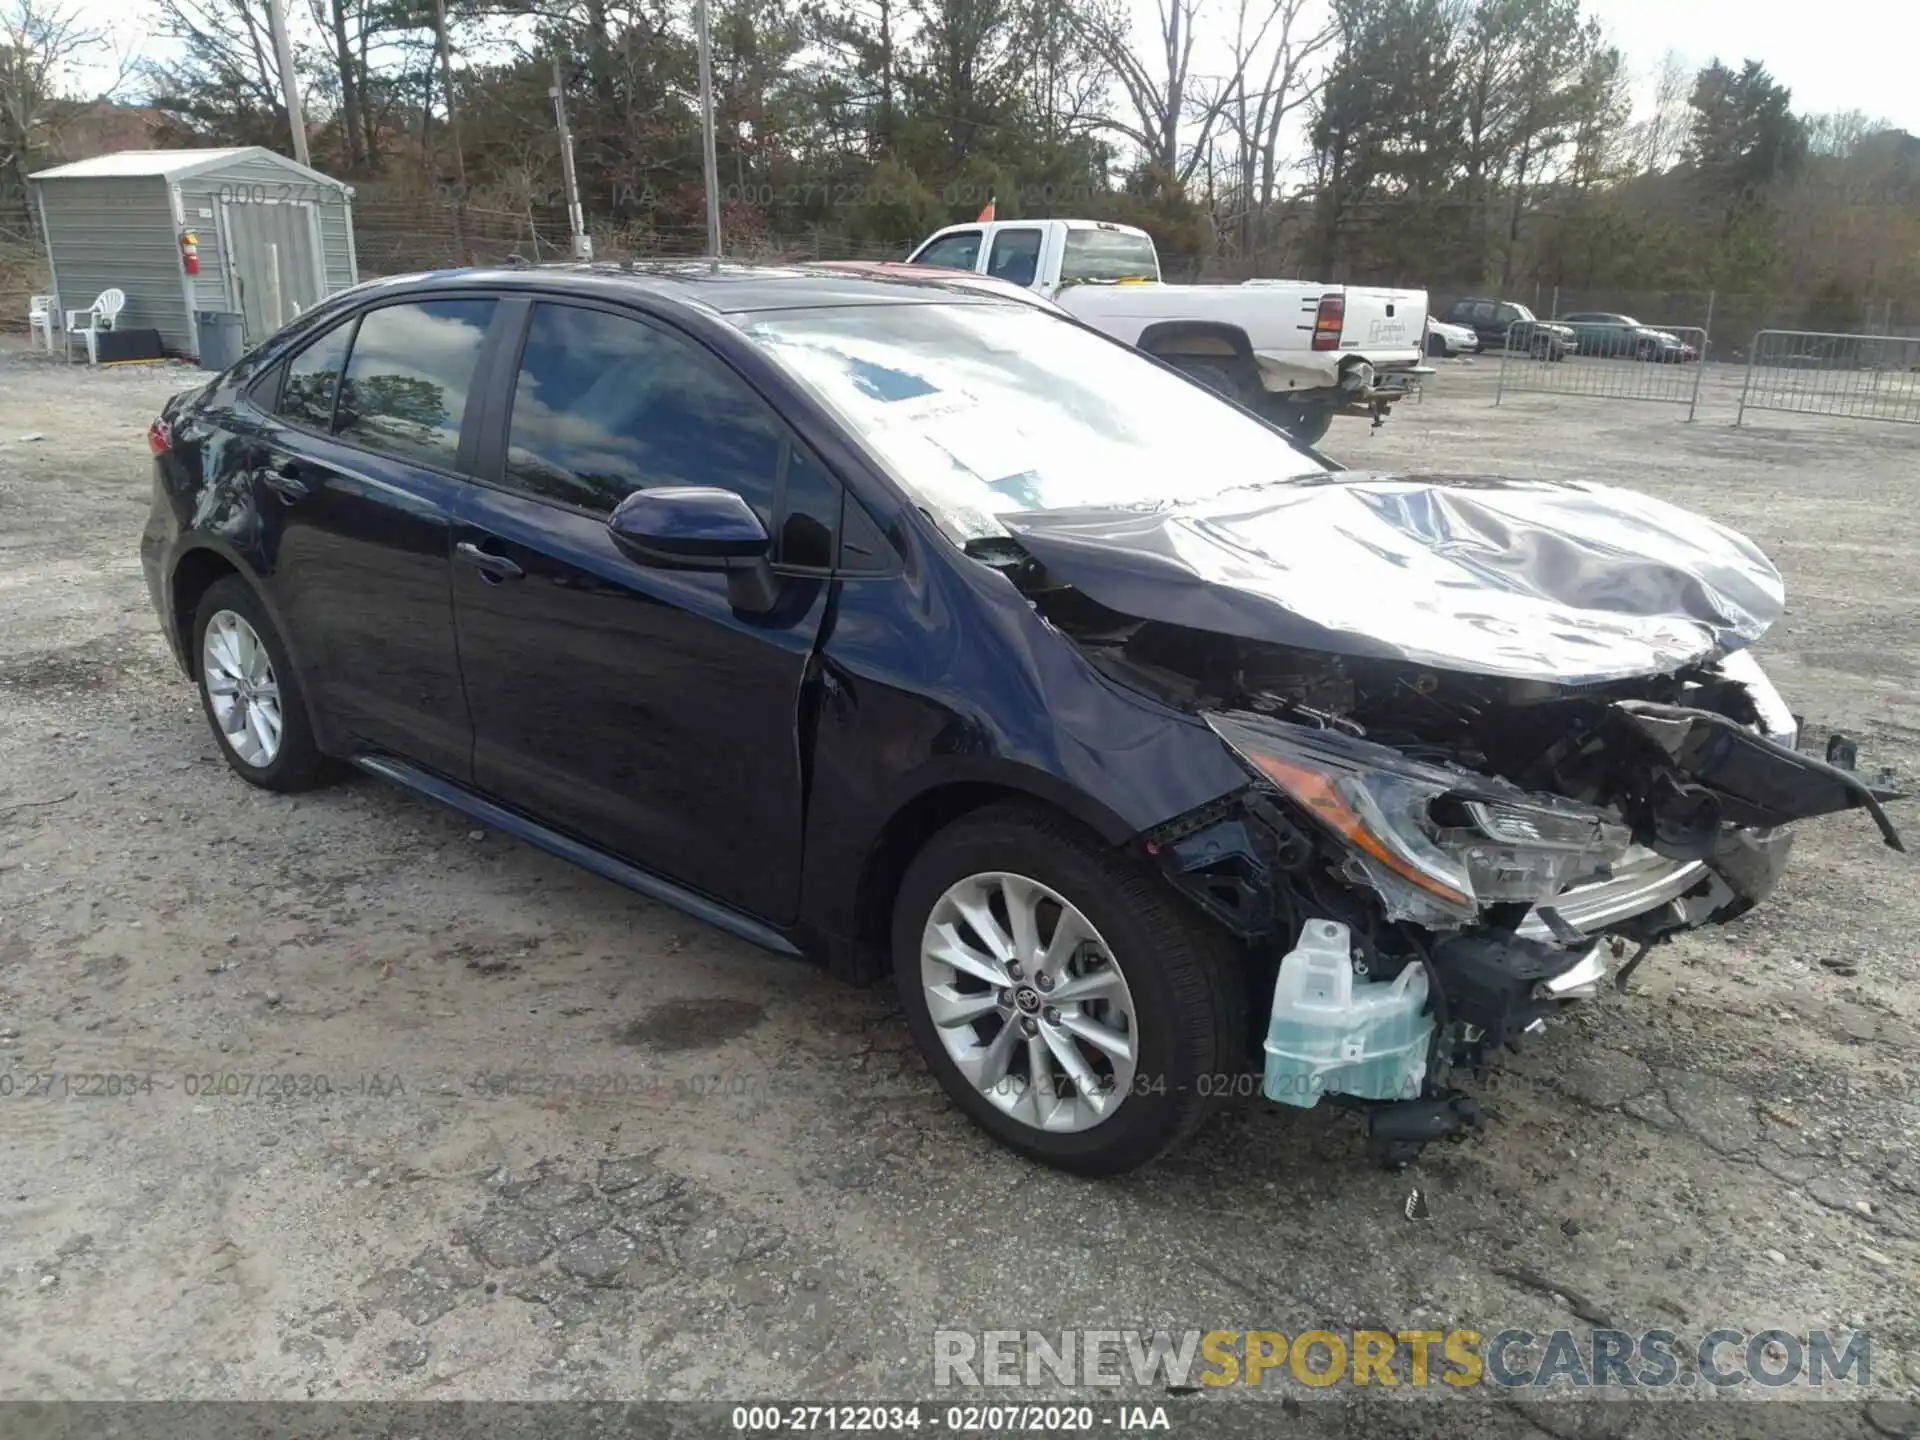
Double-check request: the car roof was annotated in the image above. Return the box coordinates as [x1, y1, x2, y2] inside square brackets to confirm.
[330, 260, 1040, 317]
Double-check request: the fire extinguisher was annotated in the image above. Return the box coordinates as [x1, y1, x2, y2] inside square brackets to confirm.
[181, 230, 200, 276]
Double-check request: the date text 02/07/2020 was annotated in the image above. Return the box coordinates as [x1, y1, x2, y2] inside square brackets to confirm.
[730, 1405, 1172, 1431]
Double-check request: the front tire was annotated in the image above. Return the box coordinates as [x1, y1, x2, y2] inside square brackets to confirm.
[892, 802, 1245, 1175]
[193, 575, 334, 792]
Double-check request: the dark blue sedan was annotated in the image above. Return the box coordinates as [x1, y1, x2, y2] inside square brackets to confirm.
[141, 263, 1896, 1174]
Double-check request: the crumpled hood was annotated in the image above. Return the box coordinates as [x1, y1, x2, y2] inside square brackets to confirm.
[998, 473, 1784, 683]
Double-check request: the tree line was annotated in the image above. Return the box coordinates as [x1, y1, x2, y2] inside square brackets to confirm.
[3, 0, 1917, 324]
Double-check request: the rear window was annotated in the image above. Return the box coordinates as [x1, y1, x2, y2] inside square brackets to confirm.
[1059, 229, 1159, 283]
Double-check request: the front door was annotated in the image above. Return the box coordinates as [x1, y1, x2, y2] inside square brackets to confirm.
[448, 300, 836, 923]
[245, 296, 499, 779]
[222, 199, 324, 341]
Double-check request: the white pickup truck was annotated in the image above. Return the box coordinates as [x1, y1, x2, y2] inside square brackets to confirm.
[905, 218, 1430, 443]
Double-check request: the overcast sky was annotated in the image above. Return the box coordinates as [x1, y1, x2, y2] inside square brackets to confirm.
[67, 0, 1916, 143]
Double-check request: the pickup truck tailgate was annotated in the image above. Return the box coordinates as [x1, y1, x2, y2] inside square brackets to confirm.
[1338, 287, 1427, 362]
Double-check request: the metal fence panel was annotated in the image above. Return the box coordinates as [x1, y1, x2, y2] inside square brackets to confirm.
[1494, 321, 1710, 418]
[1737, 329, 1920, 426]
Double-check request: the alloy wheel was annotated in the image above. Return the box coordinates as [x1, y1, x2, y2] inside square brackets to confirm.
[920, 871, 1139, 1133]
[202, 608, 284, 768]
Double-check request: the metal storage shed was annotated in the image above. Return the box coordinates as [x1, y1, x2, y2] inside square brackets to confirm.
[30, 147, 359, 359]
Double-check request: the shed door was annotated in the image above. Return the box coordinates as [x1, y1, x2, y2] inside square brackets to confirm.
[220, 200, 324, 341]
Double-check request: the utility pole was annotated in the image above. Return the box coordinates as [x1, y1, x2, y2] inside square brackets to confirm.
[695, 0, 721, 260]
[549, 55, 591, 261]
[265, 0, 310, 167]
[430, 0, 468, 263]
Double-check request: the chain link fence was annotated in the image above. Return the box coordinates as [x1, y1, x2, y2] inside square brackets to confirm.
[1495, 320, 1710, 418]
[1737, 330, 1920, 426]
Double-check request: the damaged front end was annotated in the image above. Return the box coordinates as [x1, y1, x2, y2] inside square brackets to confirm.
[984, 475, 1907, 1164]
[1134, 677, 1901, 1164]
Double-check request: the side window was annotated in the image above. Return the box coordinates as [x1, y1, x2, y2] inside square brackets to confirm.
[1470, 302, 1497, 325]
[334, 299, 496, 469]
[984, 228, 1043, 288]
[1495, 304, 1521, 326]
[778, 443, 839, 570]
[275, 317, 354, 430]
[913, 230, 983, 271]
[504, 303, 783, 525]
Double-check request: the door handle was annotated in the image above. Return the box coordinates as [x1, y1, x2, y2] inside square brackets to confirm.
[261, 460, 310, 501]
[455, 540, 524, 582]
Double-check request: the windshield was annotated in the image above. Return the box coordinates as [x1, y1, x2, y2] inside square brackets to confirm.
[1509, 303, 1537, 321]
[741, 302, 1327, 541]
[1059, 229, 1160, 283]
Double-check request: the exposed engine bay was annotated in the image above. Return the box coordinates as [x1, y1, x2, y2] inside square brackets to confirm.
[973, 475, 1907, 1163]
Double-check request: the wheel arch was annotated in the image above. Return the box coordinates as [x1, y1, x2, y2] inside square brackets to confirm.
[169, 543, 332, 752]
[837, 770, 1137, 985]
[1135, 320, 1255, 363]
[169, 545, 243, 679]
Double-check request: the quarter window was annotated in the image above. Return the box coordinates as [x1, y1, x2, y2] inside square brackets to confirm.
[778, 443, 840, 570]
[503, 303, 794, 536]
[334, 299, 496, 469]
[276, 318, 353, 430]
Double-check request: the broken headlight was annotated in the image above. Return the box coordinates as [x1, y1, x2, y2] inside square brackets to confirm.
[1204, 712, 1631, 927]
[1713, 648, 1798, 747]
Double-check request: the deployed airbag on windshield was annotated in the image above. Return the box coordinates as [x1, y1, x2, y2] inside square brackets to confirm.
[999, 474, 1785, 684]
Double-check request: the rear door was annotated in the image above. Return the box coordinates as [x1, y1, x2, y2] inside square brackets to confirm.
[447, 299, 837, 922]
[249, 295, 501, 779]
[982, 227, 1045, 289]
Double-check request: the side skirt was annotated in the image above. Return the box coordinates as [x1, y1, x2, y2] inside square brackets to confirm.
[351, 754, 804, 958]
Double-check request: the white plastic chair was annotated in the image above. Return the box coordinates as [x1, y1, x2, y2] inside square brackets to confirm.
[28, 294, 56, 352]
[65, 288, 126, 365]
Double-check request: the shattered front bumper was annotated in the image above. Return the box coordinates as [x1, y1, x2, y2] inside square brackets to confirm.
[1511, 826, 1795, 944]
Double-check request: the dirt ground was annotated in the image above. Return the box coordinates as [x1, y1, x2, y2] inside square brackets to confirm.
[1, 339, 1917, 1433]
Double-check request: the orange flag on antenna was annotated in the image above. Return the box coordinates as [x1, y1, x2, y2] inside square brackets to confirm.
[977, 198, 996, 222]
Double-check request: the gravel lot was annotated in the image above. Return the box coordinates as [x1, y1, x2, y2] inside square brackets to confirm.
[1, 340, 1916, 1433]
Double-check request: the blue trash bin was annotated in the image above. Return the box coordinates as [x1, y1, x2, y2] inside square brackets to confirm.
[195, 311, 246, 372]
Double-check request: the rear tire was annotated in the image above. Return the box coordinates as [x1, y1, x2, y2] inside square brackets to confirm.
[1267, 400, 1335, 446]
[892, 802, 1246, 1176]
[1167, 356, 1247, 403]
[192, 575, 334, 792]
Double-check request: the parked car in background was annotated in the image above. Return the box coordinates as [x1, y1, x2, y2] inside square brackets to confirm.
[1443, 297, 1575, 360]
[1425, 318, 1480, 357]
[1560, 312, 1699, 362]
[907, 219, 1431, 444]
[142, 261, 1902, 1177]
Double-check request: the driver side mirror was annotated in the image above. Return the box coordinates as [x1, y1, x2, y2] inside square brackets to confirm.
[606, 486, 779, 613]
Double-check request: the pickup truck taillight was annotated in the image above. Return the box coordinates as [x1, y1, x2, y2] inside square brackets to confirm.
[148, 418, 171, 455]
[1312, 294, 1345, 351]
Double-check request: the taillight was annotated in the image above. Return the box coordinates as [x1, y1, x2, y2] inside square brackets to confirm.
[148, 418, 171, 455]
[1312, 293, 1345, 351]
